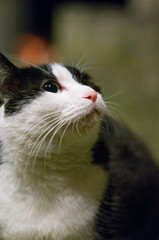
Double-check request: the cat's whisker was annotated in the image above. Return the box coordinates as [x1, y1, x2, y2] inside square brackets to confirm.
[42, 140, 47, 177]
[102, 117, 109, 133]
[58, 120, 71, 152]
[62, 105, 85, 120]
[42, 121, 67, 172]
[17, 115, 61, 163]
[80, 120, 89, 134]
[16, 111, 61, 147]
[25, 115, 62, 143]
[107, 104, 127, 121]
[71, 120, 76, 134]
[104, 110, 122, 134]
[23, 118, 61, 172]
[104, 91, 122, 101]
[105, 107, 116, 120]
[79, 65, 95, 72]
[67, 48, 75, 68]
[105, 101, 121, 108]
[15, 114, 56, 160]
[26, 117, 63, 162]
[27, 124, 57, 173]
[33, 119, 66, 165]
[19, 107, 68, 147]
[76, 121, 82, 136]
[44, 120, 67, 159]
[75, 50, 90, 70]
[77, 60, 96, 73]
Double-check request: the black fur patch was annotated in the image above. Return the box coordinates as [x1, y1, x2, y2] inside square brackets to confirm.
[65, 66, 101, 93]
[92, 117, 159, 239]
[4, 65, 57, 116]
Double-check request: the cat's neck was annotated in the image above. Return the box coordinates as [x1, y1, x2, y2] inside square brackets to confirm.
[2, 143, 92, 176]
[0, 143, 107, 209]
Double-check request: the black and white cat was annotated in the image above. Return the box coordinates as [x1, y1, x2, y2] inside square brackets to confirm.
[0, 53, 158, 240]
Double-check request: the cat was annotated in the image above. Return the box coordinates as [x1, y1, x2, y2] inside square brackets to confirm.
[0, 53, 158, 240]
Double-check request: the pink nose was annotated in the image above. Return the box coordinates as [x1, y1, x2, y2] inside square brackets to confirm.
[83, 90, 97, 102]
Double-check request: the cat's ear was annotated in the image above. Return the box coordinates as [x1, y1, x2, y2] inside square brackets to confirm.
[0, 53, 16, 75]
[0, 53, 17, 102]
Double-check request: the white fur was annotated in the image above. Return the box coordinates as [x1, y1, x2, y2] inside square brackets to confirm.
[0, 64, 108, 240]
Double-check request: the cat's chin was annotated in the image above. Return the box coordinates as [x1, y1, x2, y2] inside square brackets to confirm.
[74, 108, 102, 134]
[82, 109, 101, 123]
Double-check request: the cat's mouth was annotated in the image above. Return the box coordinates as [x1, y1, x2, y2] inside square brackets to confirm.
[59, 103, 105, 135]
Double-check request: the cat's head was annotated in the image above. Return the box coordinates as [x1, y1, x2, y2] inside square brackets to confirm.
[0, 54, 106, 159]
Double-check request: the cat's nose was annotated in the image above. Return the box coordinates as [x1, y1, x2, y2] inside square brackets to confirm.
[83, 90, 97, 102]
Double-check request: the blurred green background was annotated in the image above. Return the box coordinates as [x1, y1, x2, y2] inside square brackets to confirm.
[0, 0, 159, 160]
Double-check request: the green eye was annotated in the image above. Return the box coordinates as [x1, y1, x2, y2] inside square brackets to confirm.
[42, 81, 60, 93]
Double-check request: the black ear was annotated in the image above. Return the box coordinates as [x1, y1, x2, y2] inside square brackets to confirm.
[0, 54, 17, 103]
[0, 53, 16, 72]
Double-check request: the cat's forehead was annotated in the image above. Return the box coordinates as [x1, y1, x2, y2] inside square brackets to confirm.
[50, 63, 100, 93]
[51, 64, 74, 84]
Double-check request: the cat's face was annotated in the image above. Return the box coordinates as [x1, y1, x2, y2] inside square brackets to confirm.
[0, 54, 106, 159]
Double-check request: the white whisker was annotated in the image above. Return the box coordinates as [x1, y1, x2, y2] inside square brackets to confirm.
[71, 120, 76, 134]
[104, 91, 122, 100]
[76, 121, 82, 136]
[27, 117, 62, 160]
[44, 120, 67, 159]
[16, 111, 62, 151]
[58, 120, 71, 152]
[31, 120, 64, 173]
[75, 50, 90, 70]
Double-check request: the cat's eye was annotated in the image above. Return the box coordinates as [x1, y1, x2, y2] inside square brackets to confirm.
[42, 81, 60, 93]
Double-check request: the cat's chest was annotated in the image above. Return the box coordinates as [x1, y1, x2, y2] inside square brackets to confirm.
[0, 164, 108, 240]
[1, 193, 96, 240]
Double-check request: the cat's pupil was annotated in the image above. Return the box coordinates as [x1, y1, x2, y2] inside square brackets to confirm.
[42, 81, 59, 93]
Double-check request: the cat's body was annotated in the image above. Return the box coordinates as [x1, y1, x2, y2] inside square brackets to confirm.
[0, 53, 158, 240]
